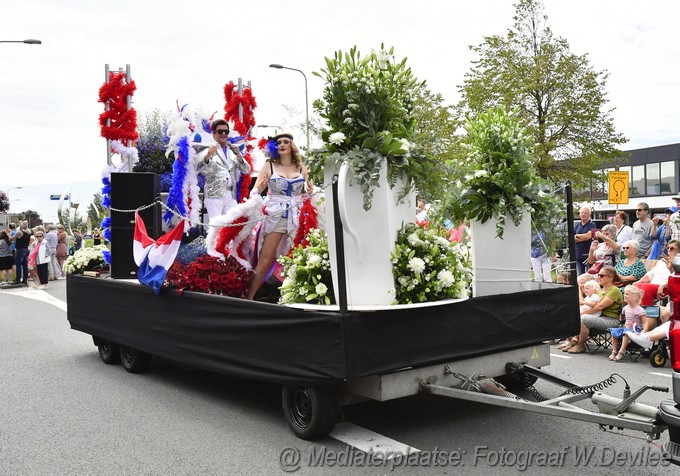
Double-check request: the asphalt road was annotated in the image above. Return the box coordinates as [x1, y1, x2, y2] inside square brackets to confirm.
[0, 280, 676, 475]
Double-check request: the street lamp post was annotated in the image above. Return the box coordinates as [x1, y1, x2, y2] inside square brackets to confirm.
[259, 124, 282, 135]
[0, 39, 41, 44]
[269, 64, 310, 151]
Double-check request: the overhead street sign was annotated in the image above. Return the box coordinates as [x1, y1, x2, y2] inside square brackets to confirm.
[608, 171, 629, 205]
[50, 194, 70, 200]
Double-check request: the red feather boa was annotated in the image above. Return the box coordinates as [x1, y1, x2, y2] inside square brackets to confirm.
[214, 216, 248, 257]
[292, 198, 318, 248]
[223, 81, 257, 135]
[98, 72, 138, 143]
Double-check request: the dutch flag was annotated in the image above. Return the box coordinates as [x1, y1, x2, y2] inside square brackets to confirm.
[133, 212, 184, 294]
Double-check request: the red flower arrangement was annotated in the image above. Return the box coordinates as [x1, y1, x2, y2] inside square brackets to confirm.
[165, 255, 251, 298]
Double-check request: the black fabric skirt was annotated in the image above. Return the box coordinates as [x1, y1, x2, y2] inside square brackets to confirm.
[0, 255, 14, 270]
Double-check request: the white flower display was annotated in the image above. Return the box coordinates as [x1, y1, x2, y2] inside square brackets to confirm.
[437, 270, 455, 288]
[474, 169, 489, 178]
[408, 257, 426, 274]
[391, 224, 472, 304]
[278, 229, 334, 306]
[315, 283, 328, 296]
[63, 245, 109, 275]
[328, 132, 346, 145]
[306, 254, 322, 268]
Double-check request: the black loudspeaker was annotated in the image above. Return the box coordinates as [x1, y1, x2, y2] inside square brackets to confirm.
[110, 172, 161, 279]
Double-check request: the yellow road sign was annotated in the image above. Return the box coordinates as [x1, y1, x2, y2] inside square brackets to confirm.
[609, 171, 629, 204]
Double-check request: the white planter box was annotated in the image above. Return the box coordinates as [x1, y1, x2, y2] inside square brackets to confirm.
[324, 161, 415, 306]
[471, 212, 531, 297]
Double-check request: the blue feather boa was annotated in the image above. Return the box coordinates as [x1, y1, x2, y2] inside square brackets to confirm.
[164, 136, 190, 223]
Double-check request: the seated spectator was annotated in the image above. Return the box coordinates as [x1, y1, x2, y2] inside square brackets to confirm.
[588, 224, 618, 270]
[608, 285, 646, 361]
[562, 267, 623, 354]
[614, 240, 647, 286]
[633, 239, 679, 308]
[579, 280, 602, 317]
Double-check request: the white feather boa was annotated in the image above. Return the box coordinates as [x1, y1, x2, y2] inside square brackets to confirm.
[205, 194, 264, 270]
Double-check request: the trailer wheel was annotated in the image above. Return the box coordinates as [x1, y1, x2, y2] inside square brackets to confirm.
[650, 349, 667, 368]
[119, 346, 152, 374]
[97, 339, 120, 365]
[282, 386, 340, 439]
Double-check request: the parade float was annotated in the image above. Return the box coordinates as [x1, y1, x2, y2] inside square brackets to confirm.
[66, 48, 668, 442]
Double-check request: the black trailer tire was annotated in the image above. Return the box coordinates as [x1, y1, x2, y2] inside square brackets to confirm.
[97, 339, 120, 364]
[650, 349, 667, 368]
[282, 386, 340, 439]
[119, 346, 152, 373]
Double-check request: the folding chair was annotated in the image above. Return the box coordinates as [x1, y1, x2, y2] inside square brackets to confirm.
[586, 328, 612, 354]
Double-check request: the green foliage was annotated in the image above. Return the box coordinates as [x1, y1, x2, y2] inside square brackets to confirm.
[391, 223, 472, 304]
[310, 44, 438, 210]
[457, 0, 626, 186]
[441, 106, 550, 238]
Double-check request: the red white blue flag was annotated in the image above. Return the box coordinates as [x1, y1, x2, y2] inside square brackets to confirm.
[133, 212, 184, 294]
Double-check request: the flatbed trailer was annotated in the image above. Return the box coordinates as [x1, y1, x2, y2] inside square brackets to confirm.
[67, 275, 669, 440]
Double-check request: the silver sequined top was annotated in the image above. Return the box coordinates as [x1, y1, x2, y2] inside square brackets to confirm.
[196, 143, 251, 199]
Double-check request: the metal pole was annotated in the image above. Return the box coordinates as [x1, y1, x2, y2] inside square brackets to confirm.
[566, 181, 577, 285]
[331, 175, 348, 314]
[237, 78, 243, 123]
[268, 65, 310, 151]
[125, 64, 134, 170]
[105, 64, 111, 166]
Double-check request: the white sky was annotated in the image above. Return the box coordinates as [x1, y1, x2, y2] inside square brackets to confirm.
[1, 0, 679, 222]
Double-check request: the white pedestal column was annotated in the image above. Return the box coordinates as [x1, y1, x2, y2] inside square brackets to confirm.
[470, 212, 531, 297]
[324, 161, 415, 306]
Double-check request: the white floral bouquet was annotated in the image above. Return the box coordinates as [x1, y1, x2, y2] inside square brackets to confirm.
[63, 245, 109, 275]
[278, 229, 334, 305]
[391, 224, 473, 304]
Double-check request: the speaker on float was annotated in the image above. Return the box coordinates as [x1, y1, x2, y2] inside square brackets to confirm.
[110, 172, 161, 279]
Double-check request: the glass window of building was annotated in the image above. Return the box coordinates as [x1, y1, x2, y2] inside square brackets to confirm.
[646, 162, 661, 195]
[632, 165, 645, 196]
[660, 161, 675, 195]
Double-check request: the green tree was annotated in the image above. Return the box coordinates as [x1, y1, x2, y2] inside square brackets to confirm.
[19, 209, 43, 228]
[410, 85, 465, 202]
[457, 0, 626, 186]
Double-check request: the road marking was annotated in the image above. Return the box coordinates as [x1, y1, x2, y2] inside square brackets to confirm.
[3, 287, 67, 311]
[550, 353, 571, 359]
[330, 422, 419, 457]
[649, 372, 672, 378]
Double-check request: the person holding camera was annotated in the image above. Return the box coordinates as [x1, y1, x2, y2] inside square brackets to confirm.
[632, 202, 657, 258]
[587, 224, 618, 273]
